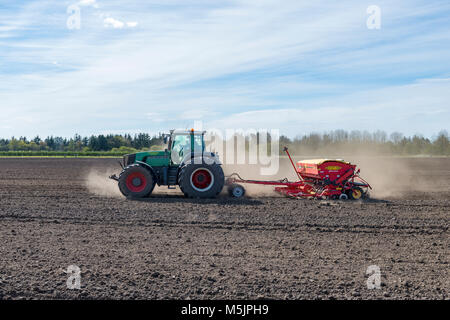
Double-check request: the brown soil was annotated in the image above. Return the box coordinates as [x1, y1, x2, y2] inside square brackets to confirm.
[0, 158, 448, 300]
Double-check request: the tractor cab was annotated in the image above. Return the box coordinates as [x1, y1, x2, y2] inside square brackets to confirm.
[166, 130, 205, 165]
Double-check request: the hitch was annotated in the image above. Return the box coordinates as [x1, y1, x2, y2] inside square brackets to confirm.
[109, 174, 119, 181]
[109, 161, 124, 181]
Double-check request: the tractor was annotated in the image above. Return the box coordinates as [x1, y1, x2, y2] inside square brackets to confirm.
[109, 129, 224, 198]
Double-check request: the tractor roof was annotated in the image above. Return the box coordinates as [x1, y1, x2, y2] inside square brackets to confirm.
[170, 129, 206, 135]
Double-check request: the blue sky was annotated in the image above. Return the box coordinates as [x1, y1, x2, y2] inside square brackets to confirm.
[0, 0, 449, 138]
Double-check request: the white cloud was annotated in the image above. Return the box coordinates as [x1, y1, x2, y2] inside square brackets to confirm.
[103, 18, 138, 29]
[103, 17, 124, 29]
[0, 26, 18, 32]
[78, 0, 99, 8]
[146, 112, 166, 123]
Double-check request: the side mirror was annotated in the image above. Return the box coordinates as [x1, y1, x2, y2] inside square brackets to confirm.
[163, 136, 168, 144]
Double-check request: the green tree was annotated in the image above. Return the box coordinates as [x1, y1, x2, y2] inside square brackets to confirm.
[433, 131, 449, 155]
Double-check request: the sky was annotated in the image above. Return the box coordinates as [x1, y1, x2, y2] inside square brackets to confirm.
[0, 0, 449, 139]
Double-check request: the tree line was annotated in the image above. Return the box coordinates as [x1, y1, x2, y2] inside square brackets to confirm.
[0, 133, 164, 153]
[0, 130, 449, 156]
[279, 129, 450, 156]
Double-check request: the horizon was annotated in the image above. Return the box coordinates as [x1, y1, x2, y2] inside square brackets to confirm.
[1, 128, 448, 141]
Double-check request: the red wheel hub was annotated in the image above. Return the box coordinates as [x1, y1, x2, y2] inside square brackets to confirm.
[191, 169, 212, 190]
[125, 172, 147, 193]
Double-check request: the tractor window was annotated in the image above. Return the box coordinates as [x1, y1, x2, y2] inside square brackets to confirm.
[171, 134, 205, 164]
[193, 135, 204, 151]
[172, 135, 204, 152]
[172, 135, 189, 151]
[171, 135, 189, 164]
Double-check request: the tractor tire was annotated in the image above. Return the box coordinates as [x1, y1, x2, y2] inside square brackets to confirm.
[118, 164, 155, 198]
[348, 186, 364, 200]
[178, 163, 224, 198]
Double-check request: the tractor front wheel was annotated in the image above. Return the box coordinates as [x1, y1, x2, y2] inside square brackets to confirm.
[178, 163, 224, 198]
[118, 164, 155, 198]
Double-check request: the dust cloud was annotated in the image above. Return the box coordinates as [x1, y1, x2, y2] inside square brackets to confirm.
[345, 156, 412, 198]
[347, 156, 447, 199]
[85, 169, 123, 198]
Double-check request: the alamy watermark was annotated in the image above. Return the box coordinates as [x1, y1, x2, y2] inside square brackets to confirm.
[66, 1, 138, 30]
[67, 5, 81, 30]
[171, 121, 280, 176]
[366, 265, 381, 289]
[66, 264, 81, 289]
[367, 5, 381, 30]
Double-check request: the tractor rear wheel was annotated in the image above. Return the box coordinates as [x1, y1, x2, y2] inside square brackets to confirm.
[178, 163, 224, 198]
[118, 164, 155, 198]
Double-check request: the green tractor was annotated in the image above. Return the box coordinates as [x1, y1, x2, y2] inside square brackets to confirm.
[109, 129, 225, 198]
